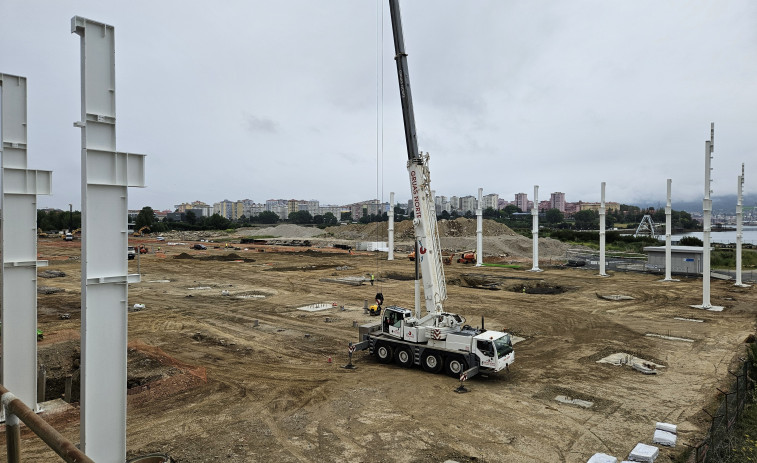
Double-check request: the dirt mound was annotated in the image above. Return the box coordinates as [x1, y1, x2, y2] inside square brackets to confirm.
[239, 224, 324, 238]
[324, 218, 518, 241]
[321, 218, 575, 260]
[174, 253, 194, 259]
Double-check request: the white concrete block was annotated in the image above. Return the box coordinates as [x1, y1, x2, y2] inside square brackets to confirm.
[653, 429, 676, 447]
[587, 453, 618, 463]
[655, 422, 677, 434]
[628, 442, 659, 462]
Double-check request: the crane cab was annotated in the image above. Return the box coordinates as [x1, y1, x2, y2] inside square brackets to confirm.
[382, 306, 412, 338]
[473, 332, 514, 372]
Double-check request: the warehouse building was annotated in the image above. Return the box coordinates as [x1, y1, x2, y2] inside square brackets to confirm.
[644, 245, 705, 275]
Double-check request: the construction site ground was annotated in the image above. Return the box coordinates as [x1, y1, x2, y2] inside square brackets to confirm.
[4, 224, 757, 463]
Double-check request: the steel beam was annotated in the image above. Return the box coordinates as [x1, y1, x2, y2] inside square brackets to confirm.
[72, 16, 145, 461]
[0, 74, 52, 413]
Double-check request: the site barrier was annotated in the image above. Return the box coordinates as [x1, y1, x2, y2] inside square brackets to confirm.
[690, 358, 754, 463]
[1, 383, 93, 463]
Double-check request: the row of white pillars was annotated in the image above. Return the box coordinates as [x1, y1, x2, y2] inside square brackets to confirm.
[0, 74, 53, 412]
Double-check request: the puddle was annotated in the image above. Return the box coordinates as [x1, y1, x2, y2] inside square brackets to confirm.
[187, 286, 212, 290]
[511, 335, 526, 345]
[235, 294, 266, 299]
[555, 395, 593, 408]
[673, 317, 704, 323]
[147, 280, 171, 283]
[597, 294, 634, 301]
[646, 333, 694, 343]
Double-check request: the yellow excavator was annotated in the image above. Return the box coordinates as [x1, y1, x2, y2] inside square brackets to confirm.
[133, 226, 150, 237]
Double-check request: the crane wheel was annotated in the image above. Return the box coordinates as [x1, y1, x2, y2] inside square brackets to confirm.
[445, 356, 467, 377]
[395, 347, 413, 368]
[375, 343, 393, 364]
[421, 351, 443, 373]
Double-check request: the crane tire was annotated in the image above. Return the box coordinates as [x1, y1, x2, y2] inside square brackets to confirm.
[445, 356, 467, 377]
[395, 347, 413, 368]
[375, 343, 393, 364]
[421, 351, 443, 373]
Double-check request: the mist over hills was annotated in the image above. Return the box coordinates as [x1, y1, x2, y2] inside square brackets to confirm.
[631, 194, 757, 214]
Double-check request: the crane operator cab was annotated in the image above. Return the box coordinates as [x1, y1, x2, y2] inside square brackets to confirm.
[474, 332, 515, 371]
[382, 306, 411, 338]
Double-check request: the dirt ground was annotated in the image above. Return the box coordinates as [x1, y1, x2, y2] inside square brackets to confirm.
[3, 232, 756, 463]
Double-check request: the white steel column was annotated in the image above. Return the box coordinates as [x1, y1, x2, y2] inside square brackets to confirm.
[599, 182, 607, 276]
[528, 185, 542, 272]
[388, 192, 394, 261]
[0, 74, 52, 412]
[662, 179, 677, 282]
[735, 164, 750, 287]
[475, 187, 483, 267]
[692, 124, 721, 311]
[72, 17, 146, 461]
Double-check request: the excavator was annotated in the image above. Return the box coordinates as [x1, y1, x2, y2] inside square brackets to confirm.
[352, 0, 514, 379]
[133, 226, 150, 237]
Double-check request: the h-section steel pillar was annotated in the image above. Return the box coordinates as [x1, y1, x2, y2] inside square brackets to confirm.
[0, 74, 52, 413]
[72, 17, 146, 461]
[598, 182, 607, 276]
[475, 188, 483, 267]
[528, 185, 541, 272]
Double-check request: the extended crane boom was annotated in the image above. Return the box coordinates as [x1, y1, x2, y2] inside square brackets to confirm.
[388, 0, 447, 319]
[350, 1, 515, 378]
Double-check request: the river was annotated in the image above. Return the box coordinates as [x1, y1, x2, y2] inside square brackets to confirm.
[670, 226, 757, 245]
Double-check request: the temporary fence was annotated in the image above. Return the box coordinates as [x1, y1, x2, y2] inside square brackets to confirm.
[690, 358, 754, 463]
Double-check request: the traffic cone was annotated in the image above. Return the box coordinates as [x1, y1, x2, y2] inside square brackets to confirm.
[327, 356, 332, 363]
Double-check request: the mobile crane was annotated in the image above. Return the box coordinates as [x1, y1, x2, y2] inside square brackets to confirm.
[352, 0, 514, 379]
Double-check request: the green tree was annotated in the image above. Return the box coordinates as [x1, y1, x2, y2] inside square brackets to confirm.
[573, 210, 598, 230]
[482, 207, 498, 219]
[135, 207, 155, 229]
[440, 210, 450, 220]
[257, 211, 279, 224]
[185, 210, 197, 225]
[545, 208, 564, 224]
[341, 211, 352, 222]
[503, 204, 520, 218]
[205, 213, 231, 230]
[679, 236, 703, 246]
[322, 212, 338, 226]
[288, 210, 313, 224]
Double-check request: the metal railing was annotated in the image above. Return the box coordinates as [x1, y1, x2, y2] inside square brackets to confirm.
[690, 359, 753, 462]
[1, 384, 93, 463]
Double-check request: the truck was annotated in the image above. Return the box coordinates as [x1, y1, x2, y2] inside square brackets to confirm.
[352, 0, 514, 380]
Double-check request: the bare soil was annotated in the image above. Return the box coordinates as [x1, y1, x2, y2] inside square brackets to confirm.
[3, 231, 756, 463]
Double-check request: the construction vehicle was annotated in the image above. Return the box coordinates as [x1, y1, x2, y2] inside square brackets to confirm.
[457, 251, 476, 264]
[352, 0, 514, 380]
[410, 251, 453, 264]
[133, 226, 150, 237]
[37, 228, 48, 238]
[138, 244, 149, 254]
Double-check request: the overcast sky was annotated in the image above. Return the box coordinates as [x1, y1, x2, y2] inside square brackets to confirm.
[1, 1, 756, 211]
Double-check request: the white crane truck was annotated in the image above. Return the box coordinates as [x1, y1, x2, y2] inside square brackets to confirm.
[352, 0, 514, 379]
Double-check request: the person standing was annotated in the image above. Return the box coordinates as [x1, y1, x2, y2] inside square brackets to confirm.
[370, 274, 375, 286]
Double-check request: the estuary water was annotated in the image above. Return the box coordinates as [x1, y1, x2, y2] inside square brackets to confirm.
[670, 226, 757, 245]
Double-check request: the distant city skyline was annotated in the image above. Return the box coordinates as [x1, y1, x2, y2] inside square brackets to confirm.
[1, 2, 754, 213]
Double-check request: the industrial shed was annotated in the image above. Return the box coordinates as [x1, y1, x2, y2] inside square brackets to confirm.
[644, 245, 705, 275]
